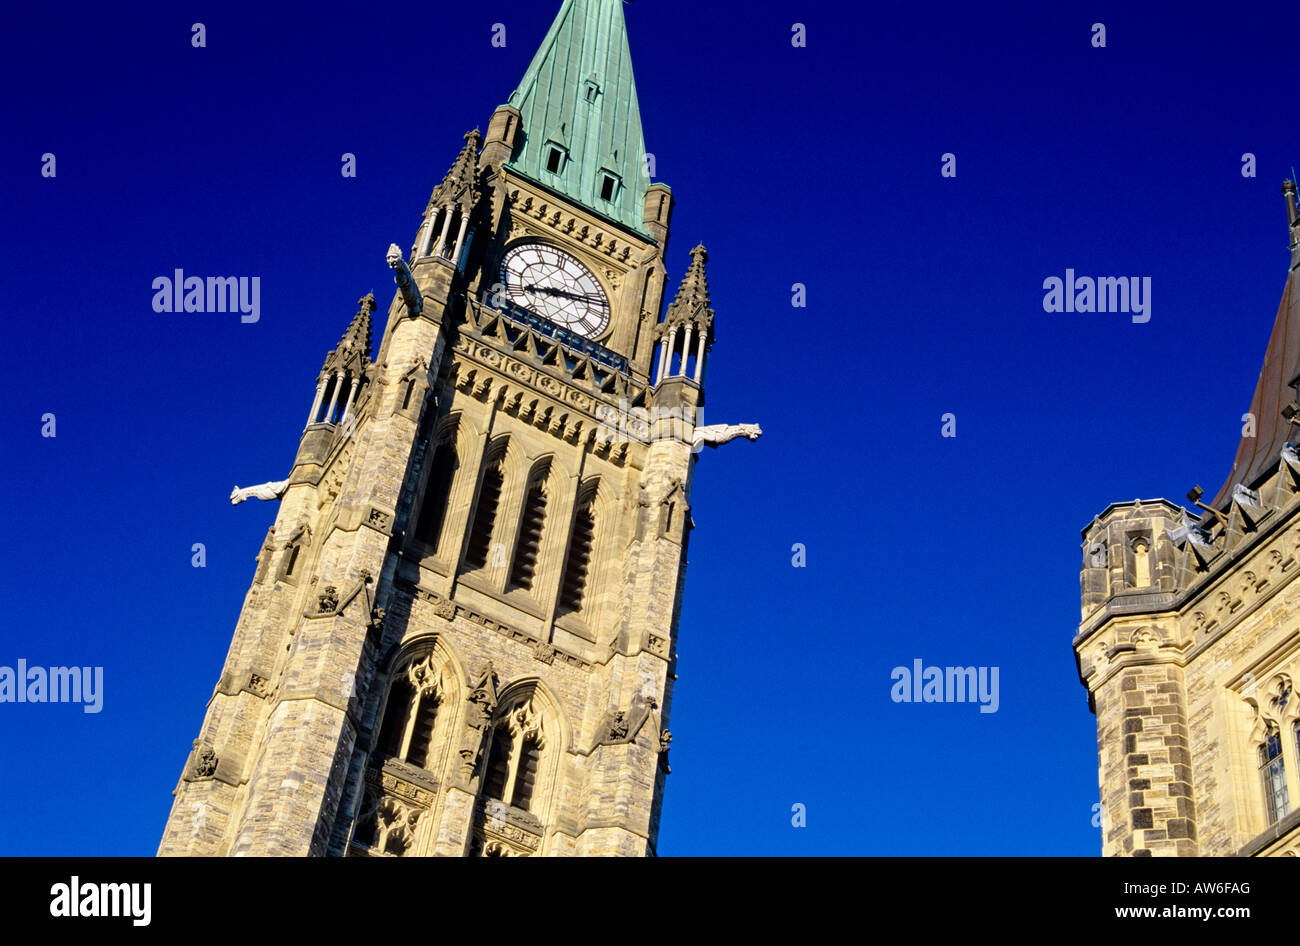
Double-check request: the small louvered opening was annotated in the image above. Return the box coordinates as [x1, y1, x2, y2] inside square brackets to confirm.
[509, 480, 548, 590]
[464, 462, 504, 570]
[557, 500, 595, 614]
[414, 437, 458, 552]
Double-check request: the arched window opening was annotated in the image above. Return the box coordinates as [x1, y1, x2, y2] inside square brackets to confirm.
[405, 692, 440, 768]
[414, 432, 459, 552]
[377, 678, 414, 758]
[509, 476, 549, 590]
[484, 724, 513, 801]
[464, 459, 505, 571]
[558, 493, 596, 615]
[1260, 724, 1290, 825]
[512, 738, 542, 811]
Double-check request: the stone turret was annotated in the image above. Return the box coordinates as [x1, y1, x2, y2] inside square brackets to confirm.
[1074, 182, 1300, 858]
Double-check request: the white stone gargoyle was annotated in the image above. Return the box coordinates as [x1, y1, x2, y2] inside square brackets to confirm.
[230, 480, 289, 505]
[691, 423, 762, 451]
[386, 243, 423, 318]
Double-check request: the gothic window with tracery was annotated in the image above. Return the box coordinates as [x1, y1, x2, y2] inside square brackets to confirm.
[1260, 723, 1290, 825]
[375, 654, 447, 770]
[480, 697, 547, 813]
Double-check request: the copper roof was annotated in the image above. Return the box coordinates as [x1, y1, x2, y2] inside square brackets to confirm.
[1210, 267, 1300, 508]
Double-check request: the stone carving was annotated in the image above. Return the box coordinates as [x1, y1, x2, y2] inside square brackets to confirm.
[434, 598, 457, 620]
[230, 480, 289, 505]
[318, 584, 339, 614]
[1087, 542, 1107, 568]
[405, 654, 445, 698]
[248, 674, 269, 698]
[691, 423, 762, 450]
[386, 243, 424, 318]
[607, 711, 629, 741]
[468, 663, 498, 727]
[658, 729, 673, 773]
[533, 641, 556, 664]
[507, 697, 546, 745]
[193, 747, 218, 778]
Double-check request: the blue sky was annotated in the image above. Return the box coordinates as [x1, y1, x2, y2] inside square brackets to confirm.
[1, 1, 1296, 855]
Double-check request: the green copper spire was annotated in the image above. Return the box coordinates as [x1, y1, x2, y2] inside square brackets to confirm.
[505, 0, 649, 236]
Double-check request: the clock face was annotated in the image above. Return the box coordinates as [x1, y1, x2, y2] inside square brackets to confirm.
[499, 242, 610, 339]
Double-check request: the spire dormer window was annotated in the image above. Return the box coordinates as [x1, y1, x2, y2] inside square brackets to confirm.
[545, 144, 567, 175]
[599, 171, 620, 203]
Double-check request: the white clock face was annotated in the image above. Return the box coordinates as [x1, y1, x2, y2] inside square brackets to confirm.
[500, 242, 610, 339]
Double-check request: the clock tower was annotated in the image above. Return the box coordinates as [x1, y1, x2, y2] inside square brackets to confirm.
[157, 0, 758, 857]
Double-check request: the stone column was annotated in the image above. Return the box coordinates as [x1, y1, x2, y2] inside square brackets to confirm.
[435, 208, 455, 259]
[306, 379, 327, 428]
[451, 214, 471, 268]
[323, 371, 343, 425]
[341, 376, 361, 423]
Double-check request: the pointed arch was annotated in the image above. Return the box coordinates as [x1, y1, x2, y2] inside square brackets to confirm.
[471, 678, 569, 856]
[463, 435, 512, 571]
[1259, 721, 1290, 825]
[558, 477, 601, 615]
[413, 415, 462, 554]
[508, 457, 554, 591]
[372, 635, 465, 778]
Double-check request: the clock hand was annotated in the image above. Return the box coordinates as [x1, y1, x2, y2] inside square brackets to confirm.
[524, 285, 606, 305]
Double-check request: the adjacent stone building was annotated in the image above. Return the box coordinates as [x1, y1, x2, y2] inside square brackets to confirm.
[1076, 183, 1300, 856]
[158, 0, 757, 857]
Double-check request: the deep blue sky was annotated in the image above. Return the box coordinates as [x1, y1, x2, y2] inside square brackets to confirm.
[2, 1, 1296, 856]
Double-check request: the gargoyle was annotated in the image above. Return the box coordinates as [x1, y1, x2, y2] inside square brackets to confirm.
[691, 423, 762, 451]
[386, 243, 423, 318]
[230, 480, 289, 505]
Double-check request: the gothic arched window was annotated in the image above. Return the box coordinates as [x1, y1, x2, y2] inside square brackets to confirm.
[414, 428, 459, 554]
[509, 469, 549, 591]
[377, 678, 414, 758]
[558, 486, 597, 615]
[483, 722, 513, 801]
[1260, 724, 1290, 825]
[464, 457, 505, 571]
[480, 699, 547, 812]
[512, 738, 542, 811]
[405, 691, 440, 769]
[375, 655, 447, 770]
